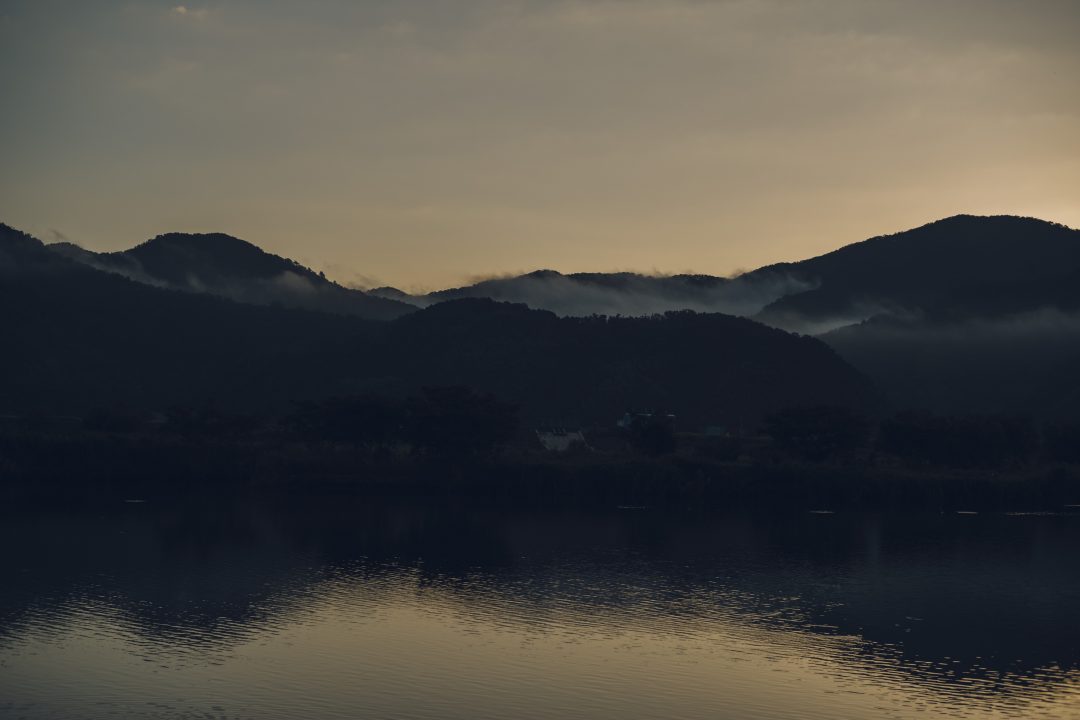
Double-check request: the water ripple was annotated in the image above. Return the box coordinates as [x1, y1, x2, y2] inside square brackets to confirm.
[2, 503, 1079, 719]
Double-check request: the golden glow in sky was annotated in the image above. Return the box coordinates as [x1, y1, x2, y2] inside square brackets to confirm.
[1, 1, 1078, 289]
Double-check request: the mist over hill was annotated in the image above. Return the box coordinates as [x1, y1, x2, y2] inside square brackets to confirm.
[2, 224, 373, 415]
[2, 223, 874, 427]
[373, 215, 1080, 333]
[823, 308, 1080, 418]
[371, 270, 815, 320]
[364, 298, 878, 428]
[49, 215, 1080, 337]
[8, 214, 1080, 421]
[375, 215, 1080, 418]
[49, 232, 415, 321]
[751, 215, 1080, 332]
[769, 215, 1080, 417]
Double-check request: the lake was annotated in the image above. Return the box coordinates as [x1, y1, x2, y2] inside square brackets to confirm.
[1, 495, 1078, 719]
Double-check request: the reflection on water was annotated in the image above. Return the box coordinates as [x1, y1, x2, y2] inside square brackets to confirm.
[1, 496, 1078, 719]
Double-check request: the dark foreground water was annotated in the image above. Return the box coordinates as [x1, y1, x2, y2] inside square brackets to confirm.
[1, 496, 1079, 719]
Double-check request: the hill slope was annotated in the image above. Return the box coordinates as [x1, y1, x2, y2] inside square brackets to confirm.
[3, 223, 877, 426]
[751, 215, 1080, 332]
[49, 232, 416, 321]
[370, 270, 811, 319]
[381, 215, 1080, 418]
[361, 298, 879, 427]
[2, 224, 377, 415]
[17, 215, 1080, 420]
[375, 216, 1080, 335]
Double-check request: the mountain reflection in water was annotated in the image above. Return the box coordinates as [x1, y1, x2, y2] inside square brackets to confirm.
[1, 497, 1078, 719]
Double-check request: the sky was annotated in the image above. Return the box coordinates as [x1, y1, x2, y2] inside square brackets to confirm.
[1, 0, 1078, 290]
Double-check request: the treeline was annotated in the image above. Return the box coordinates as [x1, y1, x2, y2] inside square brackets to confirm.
[0, 387, 520, 498]
[75, 387, 519, 458]
[3, 391, 1080, 511]
[760, 406, 1080, 468]
[14, 393, 1080, 470]
[285, 387, 517, 457]
[2, 225, 880, 429]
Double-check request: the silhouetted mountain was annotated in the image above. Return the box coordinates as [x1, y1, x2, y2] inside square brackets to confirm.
[13, 215, 1080, 421]
[762, 216, 1080, 417]
[3, 226, 376, 414]
[386, 215, 1078, 418]
[751, 215, 1080, 332]
[823, 310, 1080, 418]
[376, 216, 1079, 335]
[377, 215, 1080, 421]
[373, 268, 812, 319]
[49, 232, 416, 321]
[360, 298, 878, 427]
[0, 223, 69, 270]
[367, 286, 417, 303]
[49, 215, 1079, 333]
[2, 224, 876, 425]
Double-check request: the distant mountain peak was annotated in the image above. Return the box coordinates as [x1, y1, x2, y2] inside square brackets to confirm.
[900, 213, 1074, 234]
[16, 225, 418, 321]
[0, 222, 42, 248]
[752, 213, 1080, 333]
[140, 231, 264, 253]
[0, 223, 72, 270]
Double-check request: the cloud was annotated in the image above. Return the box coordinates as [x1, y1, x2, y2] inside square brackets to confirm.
[423, 271, 817, 319]
[271, 270, 317, 295]
[171, 5, 208, 20]
[2, 0, 1078, 288]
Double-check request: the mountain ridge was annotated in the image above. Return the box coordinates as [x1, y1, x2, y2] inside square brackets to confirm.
[749, 214, 1080, 331]
[2, 222, 878, 426]
[368, 214, 1080, 333]
[39, 214, 1080, 331]
[10, 214, 1080, 419]
[48, 231, 416, 321]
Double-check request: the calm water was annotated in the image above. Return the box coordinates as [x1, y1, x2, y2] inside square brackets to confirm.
[1, 496, 1079, 719]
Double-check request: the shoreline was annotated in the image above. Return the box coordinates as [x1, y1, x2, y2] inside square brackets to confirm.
[4, 431, 1079, 511]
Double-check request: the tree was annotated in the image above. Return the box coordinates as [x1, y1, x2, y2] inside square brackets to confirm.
[404, 386, 518, 457]
[623, 414, 678, 456]
[1045, 422, 1080, 463]
[286, 395, 404, 446]
[877, 411, 1037, 468]
[764, 406, 870, 462]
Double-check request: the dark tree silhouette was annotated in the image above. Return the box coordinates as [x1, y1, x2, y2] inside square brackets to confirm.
[763, 406, 870, 462]
[877, 412, 1037, 468]
[286, 395, 404, 446]
[623, 415, 678, 456]
[1042, 422, 1080, 464]
[404, 387, 518, 458]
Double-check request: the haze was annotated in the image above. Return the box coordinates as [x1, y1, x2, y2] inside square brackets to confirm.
[1, 0, 1078, 289]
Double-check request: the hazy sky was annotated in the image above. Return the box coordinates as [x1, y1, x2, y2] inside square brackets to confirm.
[2, 0, 1078, 289]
